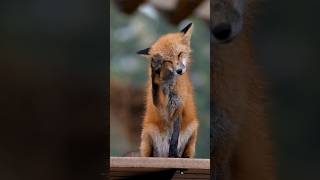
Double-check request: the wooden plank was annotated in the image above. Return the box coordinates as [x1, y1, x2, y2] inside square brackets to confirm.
[111, 168, 209, 174]
[110, 157, 210, 179]
[110, 171, 210, 177]
[173, 173, 210, 179]
[110, 157, 210, 169]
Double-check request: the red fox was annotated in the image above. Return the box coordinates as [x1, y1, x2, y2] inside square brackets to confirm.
[137, 23, 199, 158]
[212, 0, 275, 180]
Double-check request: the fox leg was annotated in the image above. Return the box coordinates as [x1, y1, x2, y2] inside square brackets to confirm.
[182, 129, 197, 158]
[169, 115, 181, 158]
[139, 130, 153, 157]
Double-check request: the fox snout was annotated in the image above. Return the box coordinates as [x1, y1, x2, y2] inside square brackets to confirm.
[176, 63, 186, 75]
[211, 0, 245, 43]
[176, 68, 183, 75]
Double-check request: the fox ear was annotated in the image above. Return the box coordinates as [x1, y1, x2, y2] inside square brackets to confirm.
[180, 22, 192, 34]
[180, 23, 193, 45]
[137, 48, 150, 55]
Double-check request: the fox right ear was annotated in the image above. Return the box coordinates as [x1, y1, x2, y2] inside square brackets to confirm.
[180, 23, 193, 45]
[180, 22, 192, 34]
[137, 48, 150, 55]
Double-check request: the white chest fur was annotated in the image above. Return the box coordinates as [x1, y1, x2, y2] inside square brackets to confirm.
[151, 124, 194, 157]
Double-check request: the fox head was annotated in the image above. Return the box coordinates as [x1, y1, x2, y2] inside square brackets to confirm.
[211, 0, 248, 43]
[137, 23, 193, 81]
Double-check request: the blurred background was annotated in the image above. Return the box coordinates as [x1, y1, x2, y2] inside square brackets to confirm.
[253, 1, 320, 179]
[110, 0, 210, 158]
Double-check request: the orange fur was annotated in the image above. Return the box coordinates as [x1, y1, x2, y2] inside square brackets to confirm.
[139, 24, 199, 158]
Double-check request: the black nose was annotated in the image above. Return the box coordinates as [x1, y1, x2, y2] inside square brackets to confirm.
[212, 23, 232, 41]
[176, 69, 183, 75]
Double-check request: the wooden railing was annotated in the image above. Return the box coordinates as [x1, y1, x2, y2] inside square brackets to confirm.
[110, 157, 210, 179]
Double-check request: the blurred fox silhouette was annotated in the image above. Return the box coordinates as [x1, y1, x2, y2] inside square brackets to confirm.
[212, 0, 275, 180]
[137, 23, 199, 158]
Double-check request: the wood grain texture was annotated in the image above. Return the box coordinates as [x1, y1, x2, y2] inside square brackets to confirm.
[110, 157, 210, 179]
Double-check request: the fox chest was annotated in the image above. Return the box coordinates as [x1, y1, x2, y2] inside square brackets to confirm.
[151, 125, 193, 157]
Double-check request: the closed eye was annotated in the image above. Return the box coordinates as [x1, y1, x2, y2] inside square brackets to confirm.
[163, 60, 173, 64]
[178, 52, 183, 59]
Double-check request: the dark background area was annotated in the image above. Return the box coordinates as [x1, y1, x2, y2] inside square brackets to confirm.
[253, 0, 320, 179]
[0, 0, 108, 180]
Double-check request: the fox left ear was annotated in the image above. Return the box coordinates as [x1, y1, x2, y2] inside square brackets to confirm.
[137, 48, 150, 55]
[180, 22, 193, 45]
